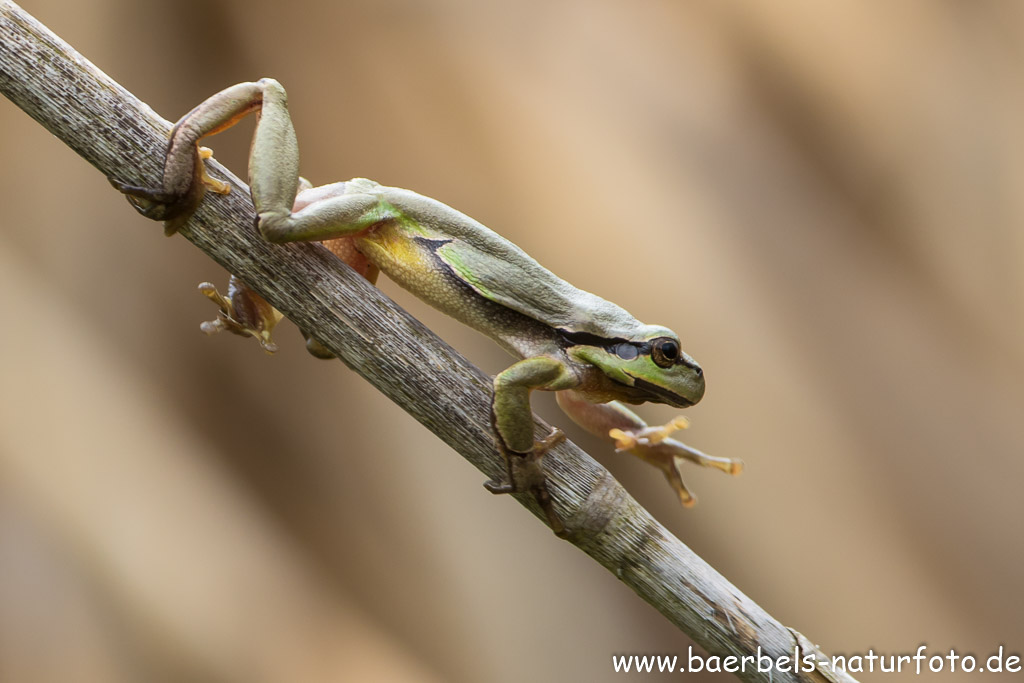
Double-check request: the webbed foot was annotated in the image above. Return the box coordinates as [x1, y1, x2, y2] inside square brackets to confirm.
[485, 428, 568, 537]
[198, 276, 282, 353]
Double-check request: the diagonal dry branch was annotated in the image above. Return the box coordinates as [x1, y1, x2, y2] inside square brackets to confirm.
[0, 3, 856, 682]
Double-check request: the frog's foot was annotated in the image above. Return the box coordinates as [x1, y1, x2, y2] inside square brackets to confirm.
[108, 176, 197, 233]
[484, 428, 567, 537]
[198, 278, 282, 354]
[609, 415, 690, 451]
[108, 147, 230, 236]
[609, 417, 742, 508]
[197, 147, 232, 195]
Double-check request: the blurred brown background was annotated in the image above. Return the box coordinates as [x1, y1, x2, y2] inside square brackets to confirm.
[2, 0, 1023, 681]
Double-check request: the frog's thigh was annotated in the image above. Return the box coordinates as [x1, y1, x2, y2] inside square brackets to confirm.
[492, 357, 577, 453]
[289, 182, 379, 283]
[259, 190, 388, 244]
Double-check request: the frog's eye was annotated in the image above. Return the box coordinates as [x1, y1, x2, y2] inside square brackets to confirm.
[651, 337, 679, 368]
[613, 343, 639, 360]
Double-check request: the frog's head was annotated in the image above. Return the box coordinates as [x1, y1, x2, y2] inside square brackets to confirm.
[565, 327, 705, 408]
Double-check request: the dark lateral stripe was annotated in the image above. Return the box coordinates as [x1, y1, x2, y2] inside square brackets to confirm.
[559, 328, 654, 358]
[415, 236, 454, 251]
[560, 328, 700, 370]
[557, 328, 629, 349]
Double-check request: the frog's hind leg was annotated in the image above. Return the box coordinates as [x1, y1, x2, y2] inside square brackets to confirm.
[110, 78, 389, 353]
[109, 81, 273, 234]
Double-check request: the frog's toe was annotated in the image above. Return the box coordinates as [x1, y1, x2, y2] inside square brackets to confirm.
[652, 416, 690, 443]
[670, 441, 743, 476]
[667, 466, 697, 508]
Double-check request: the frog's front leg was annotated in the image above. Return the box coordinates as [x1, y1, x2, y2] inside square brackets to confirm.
[556, 391, 742, 508]
[486, 357, 578, 537]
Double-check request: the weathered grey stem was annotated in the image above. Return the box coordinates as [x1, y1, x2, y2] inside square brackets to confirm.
[0, 3, 856, 682]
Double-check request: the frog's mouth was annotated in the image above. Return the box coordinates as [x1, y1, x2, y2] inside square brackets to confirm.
[624, 373, 696, 408]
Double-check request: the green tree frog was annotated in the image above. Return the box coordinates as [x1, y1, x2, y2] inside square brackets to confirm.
[110, 79, 742, 536]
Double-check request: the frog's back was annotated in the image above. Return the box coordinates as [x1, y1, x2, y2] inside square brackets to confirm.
[366, 186, 661, 343]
